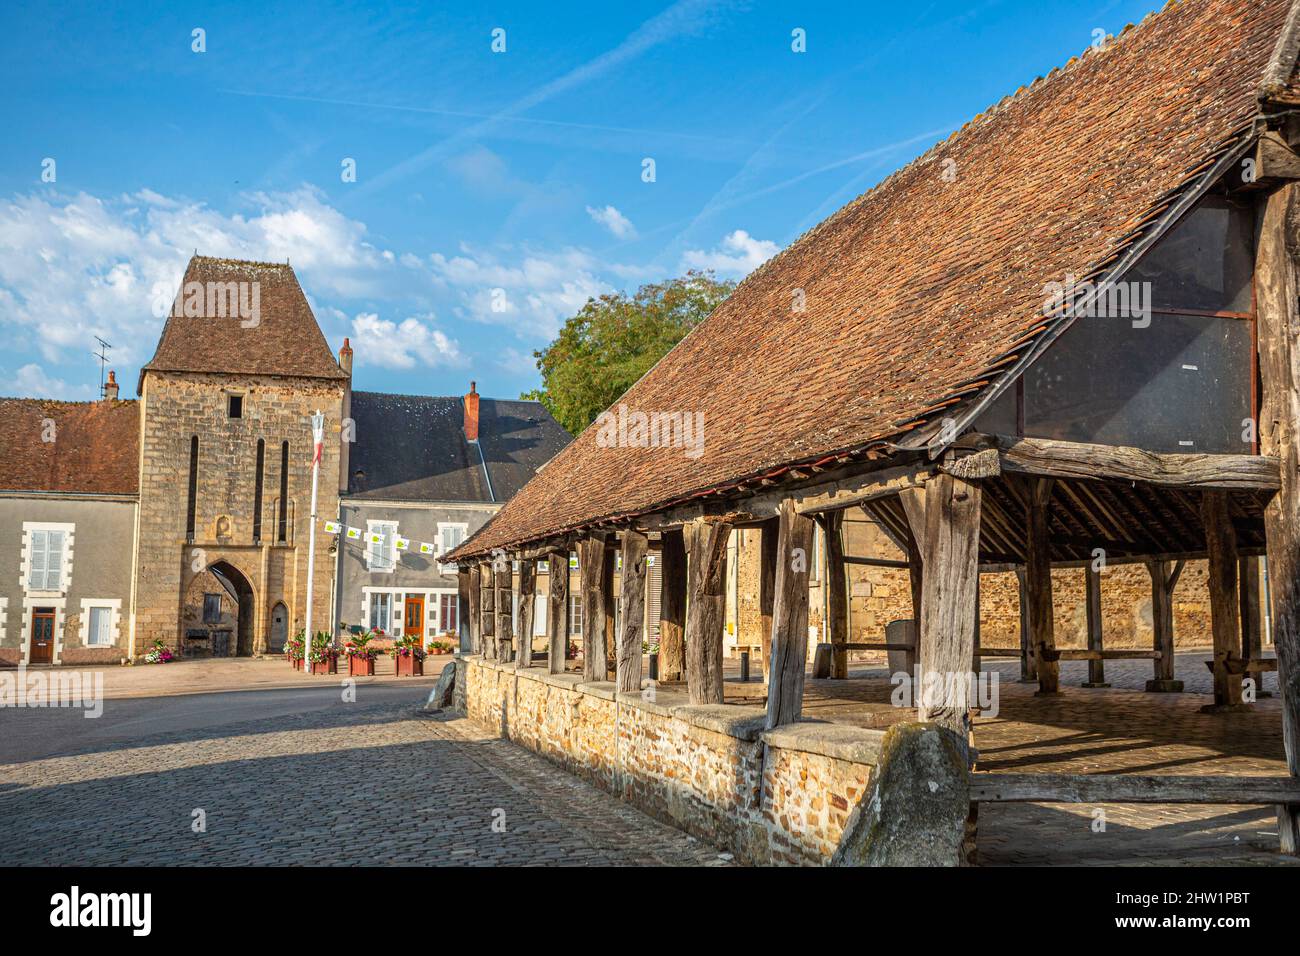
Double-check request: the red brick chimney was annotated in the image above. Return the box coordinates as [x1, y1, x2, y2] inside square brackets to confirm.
[102, 370, 119, 401]
[338, 337, 353, 378]
[464, 381, 480, 442]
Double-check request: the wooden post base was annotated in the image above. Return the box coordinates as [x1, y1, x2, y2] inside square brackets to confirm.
[1145, 679, 1184, 693]
[1279, 805, 1300, 856]
[1199, 702, 1254, 715]
[1034, 690, 1064, 698]
[1080, 681, 1112, 689]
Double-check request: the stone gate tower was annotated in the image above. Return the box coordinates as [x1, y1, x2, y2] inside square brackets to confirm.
[130, 256, 347, 659]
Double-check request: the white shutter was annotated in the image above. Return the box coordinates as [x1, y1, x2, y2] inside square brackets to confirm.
[534, 597, 547, 635]
[89, 607, 110, 646]
[45, 531, 64, 589]
[29, 531, 47, 589]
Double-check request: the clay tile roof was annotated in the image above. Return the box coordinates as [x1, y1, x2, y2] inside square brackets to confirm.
[139, 256, 346, 392]
[452, 0, 1298, 559]
[0, 398, 140, 495]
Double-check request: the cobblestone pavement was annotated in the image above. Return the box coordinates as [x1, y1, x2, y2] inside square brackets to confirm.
[0, 693, 729, 866]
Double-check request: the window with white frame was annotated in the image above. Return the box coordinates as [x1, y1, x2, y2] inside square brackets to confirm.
[27, 528, 66, 591]
[437, 522, 467, 571]
[569, 592, 582, 636]
[366, 521, 398, 572]
[86, 606, 113, 646]
[368, 592, 393, 631]
[439, 593, 458, 635]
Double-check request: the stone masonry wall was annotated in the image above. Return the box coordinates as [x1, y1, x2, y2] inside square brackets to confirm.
[133, 371, 344, 658]
[460, 656, 880, 865]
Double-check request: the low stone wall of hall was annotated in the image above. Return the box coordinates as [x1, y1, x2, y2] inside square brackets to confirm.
[457, 655, 882, 865]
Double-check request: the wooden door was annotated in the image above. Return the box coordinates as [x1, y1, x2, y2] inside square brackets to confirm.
[29, 609, 55, 664]
[404, 596, 424, 644]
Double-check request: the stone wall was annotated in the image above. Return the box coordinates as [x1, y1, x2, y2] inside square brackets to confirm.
[459, 655, 881, 865]
[133, 371, 344, 658]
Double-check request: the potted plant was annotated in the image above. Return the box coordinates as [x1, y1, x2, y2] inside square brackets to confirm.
[429, 639, 453, 655]
[306, 631, 338, 675]
[344, 628, 380, 676]
[285, 631, 305, 667]
[390, 634, 426, 676]
[144, 640, 174, 664]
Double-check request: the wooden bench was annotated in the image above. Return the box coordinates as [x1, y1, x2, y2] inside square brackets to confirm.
[970, 772, 1300, 805]
[1040, 648, 1161, 662]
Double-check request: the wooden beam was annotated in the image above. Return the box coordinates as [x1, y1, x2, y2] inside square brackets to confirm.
[758, 518, 778, 687]
[913, 473, 983, 741]
[516, 558, 536, 669]
[1144, 558, 1184, 692]
[1082, 564, 1109, 688]
[617, 529, 648, 693]
[1026, 478, 1060, 695]
[578, 535, 609, 682]
[479, 561, 495, 660]
[494, 561, 513, 663]
[685, 518, 731, 704]
[1256, 130, 1300, 183]
[603, 541, 617, 678]
[970, 773, 1300, 805]
[991, 435, 1280, 490]
[658, 528, 687, 682]
[1255, 184, 1300, 849]
[546, 550, 568, 674]
[822, 510, 849, 679]
[457, 567, 473, 653]
[794, 462, 934, 515]
[1016, 567, 1035, 682]
[1202, 490, 1246, 710]
[765, 499, 815, 729]
[1240, 555, 1269, 697]
[899, 487, 926, 633]
[467, 563, 481, 655]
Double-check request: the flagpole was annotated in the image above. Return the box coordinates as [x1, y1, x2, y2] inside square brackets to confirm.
[304, 410, 325, 672]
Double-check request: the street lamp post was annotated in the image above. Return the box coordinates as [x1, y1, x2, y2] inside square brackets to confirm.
[303, 409, 325, 672]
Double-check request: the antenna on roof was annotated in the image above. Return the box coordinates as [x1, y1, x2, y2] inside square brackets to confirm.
[92, 336, 112, 397]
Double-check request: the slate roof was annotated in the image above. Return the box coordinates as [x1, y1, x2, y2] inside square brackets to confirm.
[345, 391, 570, 502]
[451, 0, 1299, 559]
[0, 398, 140, 495]
[139, 256, 347, 392]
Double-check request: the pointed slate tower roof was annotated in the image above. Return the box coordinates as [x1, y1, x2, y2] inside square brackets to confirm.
[139, 256, 346, 392]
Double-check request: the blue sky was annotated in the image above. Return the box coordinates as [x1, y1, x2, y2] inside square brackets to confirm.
[0, 0, 1167, 402]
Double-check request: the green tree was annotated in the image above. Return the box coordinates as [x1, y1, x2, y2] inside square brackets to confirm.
[523, 271, 735, 435]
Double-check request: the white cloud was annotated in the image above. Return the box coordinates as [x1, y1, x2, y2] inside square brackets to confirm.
[11, 363, 95, 400]
[680, 229, 779, 276]
[349, 312, 462, 370]
[586, 204, 637, 239]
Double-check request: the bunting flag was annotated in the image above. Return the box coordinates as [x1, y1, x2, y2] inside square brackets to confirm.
[395, 536, 410, 551]
[345, 527, 362, 540]
[418, 542, 436, 555]
[367, 532, 383, 545]
[324, 520, 341, 534]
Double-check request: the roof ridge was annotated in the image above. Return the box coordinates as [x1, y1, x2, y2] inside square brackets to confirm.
[188, 254, 294, 270]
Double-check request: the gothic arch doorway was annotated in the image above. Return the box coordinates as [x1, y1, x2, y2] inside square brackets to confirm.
[269, 602, 289, 655]
[207, 561, 256, 657]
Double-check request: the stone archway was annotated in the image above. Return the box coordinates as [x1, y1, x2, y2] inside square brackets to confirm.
[205, 561, 256, 657]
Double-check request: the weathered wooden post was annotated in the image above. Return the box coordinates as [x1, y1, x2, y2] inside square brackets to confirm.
[1082, 563, 1109, 688]
[765, 499, 815, 729]
[495, 558, 513, 663]
[659, 529, 687, 682]
[910, 473, 982, 742]
[578, 534, 609, 681]
[758, 517, 778, 685]
[684, 517, 731, 705]
[603, 540, 617, 678]
[1144, 557, 1184, 692]
[516, 557, 536, 669]
[457, 566, 473, 653]
[1240, 556, 1269, 698]
[1026, 478, 1060, 696]
[617, 529, 648, 693]
[479, 560, 495, 660]
[1254, 181, 1300, 852]
[1202, 490, 1245, 711]
[1016, 567, 1035, 682]
[823, 511, 850, 678]
[547, 549, 568, 674]
[467, 563, 481, 654]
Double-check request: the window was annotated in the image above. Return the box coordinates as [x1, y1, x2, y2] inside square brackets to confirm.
[277, 441, 289, 543]
[439, 593, 459, 635]
[186, 436, 199, 542]
[227, 394, 243, 418]
[367, 521, 398, 571]
[368, 593, 392, 632]
[28, 529, 65, 590]
[569, 592, 582, 636]
[437, 522, 467, 571]
[252, 439, 265, 542]
[203, 593, 222, 624]
[86, 606, 112, 646]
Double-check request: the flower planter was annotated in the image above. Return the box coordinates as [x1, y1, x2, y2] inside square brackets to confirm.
[395, 654, 423, 677]
[348, 655, 376, 677]
[310, 657, 338, 675]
